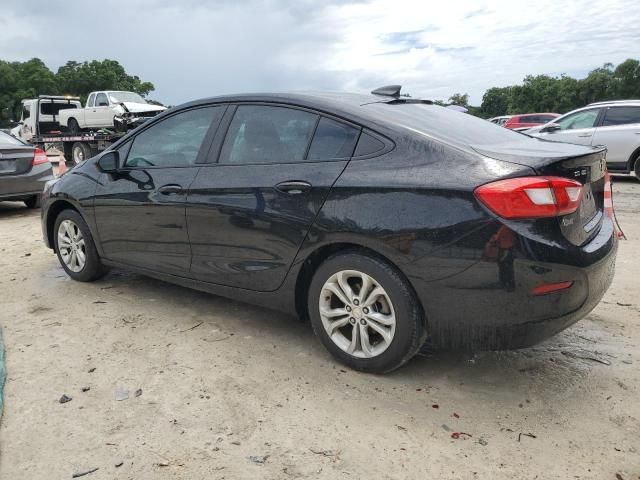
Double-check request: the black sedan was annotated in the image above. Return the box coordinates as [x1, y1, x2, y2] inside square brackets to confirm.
[1, 130, 54, 208]
[41, 86, 618, 373]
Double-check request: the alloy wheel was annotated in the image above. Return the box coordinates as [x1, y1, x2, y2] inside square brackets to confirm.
[57, 219, 86, 273]
[319, 270, 396, 358]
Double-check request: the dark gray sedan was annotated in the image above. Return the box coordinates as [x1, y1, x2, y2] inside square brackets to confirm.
[0, 131, 54, 208]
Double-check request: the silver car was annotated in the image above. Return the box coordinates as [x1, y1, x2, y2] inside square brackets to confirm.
[526, 100, 640, 180]
[0, 131, 54, 208]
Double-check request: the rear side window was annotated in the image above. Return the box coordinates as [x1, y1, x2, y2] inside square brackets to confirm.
[87, 94, 95, 107]
[353, 131, 385, 157]
[602, 107, 640, 127]
[220, 105, 318, 164]
[125, 106, 222, 168]
[307, 117, 359, 160]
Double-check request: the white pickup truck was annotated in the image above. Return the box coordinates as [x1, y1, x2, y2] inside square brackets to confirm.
[58, 91, 166, 133]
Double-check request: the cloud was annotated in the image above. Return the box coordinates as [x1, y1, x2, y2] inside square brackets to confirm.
[1, 0, 639, 107]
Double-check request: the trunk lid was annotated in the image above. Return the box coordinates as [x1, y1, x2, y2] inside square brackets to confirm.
[472, 140, 607, 246]
[0, 146, 35, 176]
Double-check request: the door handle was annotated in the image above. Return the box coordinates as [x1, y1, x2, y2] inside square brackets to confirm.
[157, 184, 183, 194]
[274, 180, 312, 195]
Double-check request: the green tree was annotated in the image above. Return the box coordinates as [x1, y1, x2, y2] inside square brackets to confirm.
[448, 92, 469, 107]
[480, 87, 511, 117]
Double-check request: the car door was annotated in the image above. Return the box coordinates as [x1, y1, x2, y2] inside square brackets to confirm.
[591, 106, 640, 171]
[94, 105, 225, 275]
[537, 108, 602, 146]
[186, 104, 360, 291]
[89, 92, 112, 128]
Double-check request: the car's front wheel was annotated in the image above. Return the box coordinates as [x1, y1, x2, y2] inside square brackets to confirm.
[24, 195, 41, 209]
[54, 210, 109, 282]
[308, 251, 426, 373]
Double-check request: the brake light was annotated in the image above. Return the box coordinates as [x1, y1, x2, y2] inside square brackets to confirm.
[475, 176, 583, 219]
[32, 148, 49, 166]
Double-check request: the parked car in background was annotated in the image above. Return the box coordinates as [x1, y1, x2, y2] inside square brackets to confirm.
[41, 87, 617, 373]
[526, 100, 640, 179]
[57, 91, 166, 133]
[0, 130, 54, 208]
[488, 115, 512, 126]
[504, 113, 560, 130]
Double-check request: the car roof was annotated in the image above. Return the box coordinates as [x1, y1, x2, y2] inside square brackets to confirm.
[587, 99, 640, 106]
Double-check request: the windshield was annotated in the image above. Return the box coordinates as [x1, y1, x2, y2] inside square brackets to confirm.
[108, 92, 147, 104]
[364, 102, 529, 149]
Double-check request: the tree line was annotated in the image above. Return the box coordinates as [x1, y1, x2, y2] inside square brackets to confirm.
[0, 58, 155, 127]
[448, 58, 640, 118]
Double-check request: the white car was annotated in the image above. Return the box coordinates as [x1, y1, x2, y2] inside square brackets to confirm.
[58, 91, 166, 133]
[11, 96, 82, 141]
[526, 100, 640, 179]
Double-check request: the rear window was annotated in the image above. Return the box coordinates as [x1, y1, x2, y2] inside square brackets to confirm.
[363, 103, 525, 149]
[40, 102, 79, 116]
[307, 117, 359, 160]
[602, 106, 640, 126]
[0, 131, 24, 146]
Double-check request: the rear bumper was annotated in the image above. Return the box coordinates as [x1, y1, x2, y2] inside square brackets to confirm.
[415, 217, 618, 351]
[0, 163, 54, 200]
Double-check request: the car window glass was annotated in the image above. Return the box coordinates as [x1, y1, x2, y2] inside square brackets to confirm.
[307, 117, 359, 160]
[602, 107, 640, 127]
[556, 109, 600, 130]
[353, 131, 385, 157]
[22, 104, 31, 120]
[87, 94, 95, 108]
[95, 93, 108, 106]
[0, 131, 23, 145]
[220, 105, 318, 164]
[125, 106, 222, 168]
[40, 102, 78, 116]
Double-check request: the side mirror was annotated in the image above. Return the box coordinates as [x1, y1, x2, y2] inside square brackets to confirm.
[97, 151, 120, 172]
[541, 123, 561, 133]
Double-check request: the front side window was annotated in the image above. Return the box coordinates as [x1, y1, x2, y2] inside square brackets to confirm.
[602, 106, 640, 127]
[219, 105, 318, 164]
[125, 107, 221, 168]
[556, 109, 600, 130]
[307, 117, 359, 160]
[95, 93, 109, 106]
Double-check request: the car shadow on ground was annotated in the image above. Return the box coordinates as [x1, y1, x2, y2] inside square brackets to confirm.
[0, 201, 38, 219]
[80, 265, 603, 400]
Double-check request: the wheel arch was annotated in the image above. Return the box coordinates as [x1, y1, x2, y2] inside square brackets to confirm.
[293, 241, 426, 327]
[628, 144, 640, 172]
[46, 199, 81, 251]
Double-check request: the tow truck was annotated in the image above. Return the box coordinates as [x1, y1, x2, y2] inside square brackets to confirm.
[10, 95, 129, 166]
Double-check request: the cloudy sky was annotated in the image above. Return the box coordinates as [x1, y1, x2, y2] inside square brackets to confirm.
[1, 0, 639, 106]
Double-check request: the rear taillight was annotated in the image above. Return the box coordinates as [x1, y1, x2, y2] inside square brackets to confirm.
[32, 148, 49, 166]
[475, 176, 583, 219]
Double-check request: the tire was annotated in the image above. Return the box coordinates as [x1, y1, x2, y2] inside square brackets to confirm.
[308, 251, 426, 373]
[71, 142, 92, 164]
[24, 195, 41, 209]
[68, 118, 80, 134]
[634, 155, 640, 181]
[53, 209, 109, 282]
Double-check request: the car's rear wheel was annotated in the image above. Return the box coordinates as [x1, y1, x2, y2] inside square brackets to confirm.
[24, 195, 41, 209]
[67, 118, 80, 134]
[71, 142, 92, 164]
[308, 251, 426, 373]
[634, 155, 640, 181]
[54, 210, 108, 282]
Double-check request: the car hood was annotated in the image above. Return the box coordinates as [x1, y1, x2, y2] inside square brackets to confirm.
[118, 102, 166, 113]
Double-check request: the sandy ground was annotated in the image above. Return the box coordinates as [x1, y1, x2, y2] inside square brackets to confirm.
[0, 177, 638, 480]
